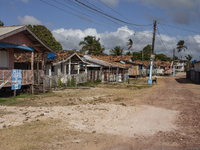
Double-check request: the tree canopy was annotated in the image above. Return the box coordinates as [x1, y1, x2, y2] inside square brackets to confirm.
[28, 25, 63, 50]
[177, 40, 187, 59]
[127, 39, 133, 50]
[110, 46, 124, 56]
[126, 44, 173, 61]
[0, 20, 4, 26]
[79, 36, 105, 55]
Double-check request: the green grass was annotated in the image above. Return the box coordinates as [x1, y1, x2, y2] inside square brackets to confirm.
[0, 92, 55, 106]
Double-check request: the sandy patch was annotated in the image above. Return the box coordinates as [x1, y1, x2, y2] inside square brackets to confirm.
[0, 104, 178, 137]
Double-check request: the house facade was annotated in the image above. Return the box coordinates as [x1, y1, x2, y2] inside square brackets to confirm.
[0, 25, 54, 93]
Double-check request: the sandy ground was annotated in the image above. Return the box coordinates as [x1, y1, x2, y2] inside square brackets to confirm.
[0, 74, 200, 149]
[0, 104, 178, 138]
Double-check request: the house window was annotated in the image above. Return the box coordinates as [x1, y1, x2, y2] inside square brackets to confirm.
[61, 64, 63, 72]
[51, 65, 55, 72]
[0, 50, 9, 68]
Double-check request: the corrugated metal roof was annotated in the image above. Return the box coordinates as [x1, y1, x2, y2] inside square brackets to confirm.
[0, 25, 24, 37]
[0, 25, 54, 53]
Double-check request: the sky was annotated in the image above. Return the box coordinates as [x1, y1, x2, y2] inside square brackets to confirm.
[1, 0, 200, 60]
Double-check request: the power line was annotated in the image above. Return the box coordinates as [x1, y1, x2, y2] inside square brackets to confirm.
[75, 0, 152, 27]
[158, 23, 178, 45]
[158, 22, 200, 34]
[55, 0, 124, 29]
[40, 0, 118, 30]
[156, 27, 168, 52]
[98, 0, 134, 24]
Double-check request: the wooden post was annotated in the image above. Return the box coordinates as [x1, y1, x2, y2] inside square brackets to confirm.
[78, 62, 80, 74]
[85, 64, 87, 73]
[68, 58, 71, 75]
[116, 67, 119, 83]
[49, 68, 51, 92]
[37, 59, 39, 84]
[31, 51, 34, 94]
[42, 53, 45, 93]
[14, 90, 16, 97]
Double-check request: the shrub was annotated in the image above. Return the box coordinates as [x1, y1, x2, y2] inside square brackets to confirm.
[58, 77, 63, 87]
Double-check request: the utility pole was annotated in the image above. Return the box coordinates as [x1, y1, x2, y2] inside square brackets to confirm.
[173, 48, 175, 76]
[148, 20, 157, 84]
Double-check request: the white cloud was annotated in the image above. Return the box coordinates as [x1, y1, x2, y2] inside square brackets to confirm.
[52, 26, 200, 60]
[18, 15, 42, 25]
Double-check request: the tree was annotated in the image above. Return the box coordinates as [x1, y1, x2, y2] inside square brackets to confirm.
[132, 51, 142, 60]
[127, 39, 133, 50]
[185, 54, 193, 70]
[0, 20, 4, 26]
[177, 40, 187, 59]
[155, 53, 172, 61]
[28, 25, 62, 50]
[142, 45, 152, 61]
[79, 36, 104, 55]
[126, 51, 132, 56]
[109, 46, 124, 56]
[93, 42, 105, 56]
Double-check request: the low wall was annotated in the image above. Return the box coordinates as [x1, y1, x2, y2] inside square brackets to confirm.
[186, 70, 200, 84]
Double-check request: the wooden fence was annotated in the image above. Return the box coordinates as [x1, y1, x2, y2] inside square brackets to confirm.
[0, 70, 33, 87]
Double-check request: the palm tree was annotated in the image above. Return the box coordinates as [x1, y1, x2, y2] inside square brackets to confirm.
[110, 46, 124, 56]
[79, 36, 98, 54]
[185, 54, 193, 70]
[93, 42, 105, 56]
[177, 40, 187, 59]
[127, 39, 133, 50]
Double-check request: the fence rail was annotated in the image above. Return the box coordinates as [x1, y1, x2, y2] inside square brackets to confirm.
[0, 70, 33, 87]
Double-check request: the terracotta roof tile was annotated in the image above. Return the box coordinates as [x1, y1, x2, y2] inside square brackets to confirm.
[14, 50, 76, 63]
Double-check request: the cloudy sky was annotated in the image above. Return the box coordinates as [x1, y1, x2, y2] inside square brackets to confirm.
[1, 0, 200, 60]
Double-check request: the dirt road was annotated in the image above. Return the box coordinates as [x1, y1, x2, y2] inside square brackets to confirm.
[0, 75, 200, 149]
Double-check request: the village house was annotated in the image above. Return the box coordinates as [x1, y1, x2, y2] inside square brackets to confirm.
[0, 25, 54, 94]
[79, 55, 129, 82]
[14, 50, 88, 87]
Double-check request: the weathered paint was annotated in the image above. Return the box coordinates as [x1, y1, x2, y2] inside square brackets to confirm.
[0, 32, 34, 48]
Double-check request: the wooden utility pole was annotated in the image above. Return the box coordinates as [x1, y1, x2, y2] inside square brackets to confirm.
[148, 20, 157, 84]
[152, 20, 157, 54]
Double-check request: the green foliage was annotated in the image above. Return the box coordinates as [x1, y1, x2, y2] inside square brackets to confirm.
[66, 78, 76, 87]
[58, 77, 63, 87]
[131, 45, 172, 61]
[185, 54, 193, 69]
[79, 36, 105, 55]
[71, 78, 76, 87]
[142, 44, 152, 61]
[0, 93, 36, 106]
[0, 20, 4, 26]
[155, 53, 172, 61]
[126, 51, 132, 56]
[28, 25, 63, 50]
[127, 39, 133, 50]
[177, 40, 187, 59]
[185, 54, 193, 62]
[133, 51, 142, 60]
[110, 46, 124, 56]
[79, 79, 101, 86]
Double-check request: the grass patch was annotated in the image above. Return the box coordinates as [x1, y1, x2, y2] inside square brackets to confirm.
[0, 119, 62, 150]
[0, 92, 56, 106]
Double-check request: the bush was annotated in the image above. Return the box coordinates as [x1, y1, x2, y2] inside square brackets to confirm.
[58, 77, 63, 87]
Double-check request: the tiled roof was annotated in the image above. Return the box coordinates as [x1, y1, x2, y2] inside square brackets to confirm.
[138, 60, 172, 67]
[14, 50, 76, 63]
[90, 55, 133, 62]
